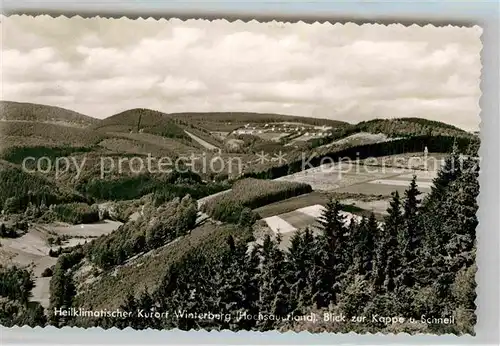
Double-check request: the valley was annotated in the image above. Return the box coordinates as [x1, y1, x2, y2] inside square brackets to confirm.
[0, 100, 479, 334]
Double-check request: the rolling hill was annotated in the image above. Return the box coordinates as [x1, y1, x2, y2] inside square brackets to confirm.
[91, 108, 227, 152]
[0, 101, 103, 150]
[170, 111, 349, 132]
[0, 101, 99, 128]
[91, 108, 172, 133]
[0, 122, 103, 150]
[350, 117, 470, 138]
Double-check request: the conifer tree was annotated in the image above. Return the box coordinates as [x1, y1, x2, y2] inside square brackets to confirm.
[401, 176, 422, 265]
[118, 292, 139, 329]
[374, 191, 402, 292]
[429, 139, 461, 202]
[256, 235, 290, 331]
[442, 156, 479, 271]
[315, 198, 346, 307]
[48, 263, 75, 326]
[352, 213, 377, 279]
[286, 228, 316, 314]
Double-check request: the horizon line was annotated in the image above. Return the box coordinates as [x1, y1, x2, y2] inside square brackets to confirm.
[0, 99, 479, 132]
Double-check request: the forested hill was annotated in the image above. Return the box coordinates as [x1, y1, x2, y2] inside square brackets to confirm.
[168, 111, 349, 128]
[94, 108, 348, 133]
[350, 118, 471, 138]
[0, 101, 99, 128]
[91, 108, 172, 133]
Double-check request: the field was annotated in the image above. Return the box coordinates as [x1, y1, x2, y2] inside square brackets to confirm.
[247, 154, 441, 248]
[0, 220, 122, 308]
[319, 132, 389, 149]
[275, 155, 438, 196]
[184, 130, 220, 151]
[260, 205, 368, 249]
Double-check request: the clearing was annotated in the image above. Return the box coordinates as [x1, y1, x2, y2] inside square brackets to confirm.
[0, 220, 122, 308]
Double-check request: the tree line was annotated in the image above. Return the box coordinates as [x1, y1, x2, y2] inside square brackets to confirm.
[76, 171, 228, 202]
[244, 135, 478, 180]
[200, 178, 312, 224]
[0, 165, 84, 214]
[95, 147, 477, 335]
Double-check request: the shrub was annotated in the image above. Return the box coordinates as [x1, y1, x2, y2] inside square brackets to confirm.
[41, 267, 53, 277]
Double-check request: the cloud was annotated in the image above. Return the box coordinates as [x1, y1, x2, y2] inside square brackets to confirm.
[0, 16, 482, 130]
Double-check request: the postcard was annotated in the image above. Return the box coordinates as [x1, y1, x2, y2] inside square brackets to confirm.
[0, 16, 481, 335]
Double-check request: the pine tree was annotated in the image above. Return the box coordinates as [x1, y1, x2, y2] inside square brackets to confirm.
[256, 235, 290, 331]
[315, 198, 347, 307]
[352, 213, 377, 279]
[286, 228, 316, 314]
[317, 199, 345, 244]
[48, 263, 75, 326]
[398, 176, 422, 288]
[118, 292, 139, 329]
[238, 207, 256, 227]
[443, 156, 479, 271]
[235, 243, 260, 330]
[401, 176, 422, 265]
[430, 139, 461, 202]
[374, 191, 402, 292]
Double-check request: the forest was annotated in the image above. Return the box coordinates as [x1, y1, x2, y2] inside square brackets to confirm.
[200, 178, 312, 224]
[39, 146, 479, 335]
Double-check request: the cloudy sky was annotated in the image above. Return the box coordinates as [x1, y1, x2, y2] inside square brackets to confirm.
[1, 16, 482, 130]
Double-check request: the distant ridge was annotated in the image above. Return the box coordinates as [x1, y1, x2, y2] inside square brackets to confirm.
[0, 101, 99, 128]
[96, 108, 348, 127]
[168, 111, 349, 130]
[348, 117, 470, 138]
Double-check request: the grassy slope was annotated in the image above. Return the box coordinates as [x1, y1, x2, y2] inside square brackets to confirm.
[91, 108, 219, 152]
[0, 101, 98, 127]
[0, 122, 103, 150]
[91, 108, 169, 132]
[0, 101, 103, 152]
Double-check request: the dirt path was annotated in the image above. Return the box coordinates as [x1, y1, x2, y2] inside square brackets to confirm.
[184, 130, 219, 151]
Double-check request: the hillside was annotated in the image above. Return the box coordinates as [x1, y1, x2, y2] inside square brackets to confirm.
[0, 160, 86, 213]
[74, 221, 253, 311]
[92, 108, 221, 150]
[351, 117, 470, 138]
[92, 108, 172, 133]
[0, 122, 103, 150]
[170, 112, 349, 132]
[0, 101, 99, 128]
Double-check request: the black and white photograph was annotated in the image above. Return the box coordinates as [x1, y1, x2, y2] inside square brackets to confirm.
[0, 16, 481, 335]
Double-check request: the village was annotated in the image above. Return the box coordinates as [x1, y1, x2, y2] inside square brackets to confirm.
[233, 122, 334, 142]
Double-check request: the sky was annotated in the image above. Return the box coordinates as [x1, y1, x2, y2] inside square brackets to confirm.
[0, 15, 482, 131]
